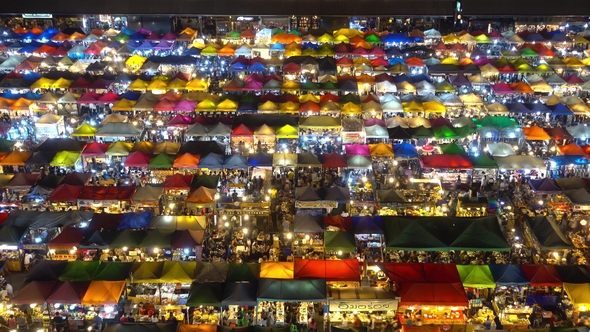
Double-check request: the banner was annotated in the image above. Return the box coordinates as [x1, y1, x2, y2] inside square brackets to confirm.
[329, 299, 399, 311]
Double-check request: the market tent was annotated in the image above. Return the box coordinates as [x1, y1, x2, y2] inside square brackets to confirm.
[399, 283, 468, 306]
[49, 184, 83, 202]
[456, 265, 496, 288]
[81, 280, 125, 305]
[295, 186, 321, 201]
[369, 143, 394, 157]
[194, 262, 229, 282]
[294, 214, 324, 233]
[379, 263, 461, 284]
[92, 262, 134, 281]
[554, 266, 590, 284]
[528, 178, 562, 194]
[272, 153, 297, 167]
[12, 281, 58, 304]
[132, 186, 164, 206]
[488, 264, 529, 286]
[293, 259, 360, 281]
[149, 216, 207, 230]
[257, 279, 326, 302]
[50, 151, 81, 167]
[564, 283, 590, 306]
[26, 260, 69, 281]
[59, 261, 101, 281]
[79, 230, 116, 248]
[565, 189, 590, 205]
[525, 216, 573, 250]
[523, 125, 551, 141]
[46, 281, 90, 304]
[159, 261, 197, 283]
[321, 153, 348, 168]
[494, 156, 546, 170]
[222, 282, 258, 306]
[260, 262, 294, 279]
[186, 187, 217, 204]
[393, 143, 418, 158]
[487, 142, 516, 157]
[226, 263, 260, 283]
[469, 155, 498, 169]
[118, 211, 153, 229]
[420, 154, 472, 169]
[138, 229, 175, 248]
[170, 230, 205, 248]
[186, 282, 224, 306]
[521, 264, 562, 287]
[324, 231, 356, 253]
[353, 216, 384, 234]
[377, 189, 408, 203]
[131, 262, 164, 283]
[449, 217, 511, 251]
[104, 323, 179, 332]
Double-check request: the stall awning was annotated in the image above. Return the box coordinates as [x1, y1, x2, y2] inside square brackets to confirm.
[525, 216, 573, 251]
[456, 265, 496, 288]
[324, 231, 356, 253]
[294, 259, 360, 281]
[257, 279, 326, 302]
[555, 266, 590, 284]
[12, 280, 58, 304]
[521, 264, 562, 287]
[380, 263, 461, 284]
[260, 262, 294, 279]
[26, 260, 69, 282]
[294, 214, 324, 233]
[59, 261, 101, 281]
[327, 286, 398, 311]
[46, 281, 90, 304]
[194, 262, 229, 282]
[489, 264, 529, 286]
[81, 280, 126, 305]
[104, 323, 179, 332]
[222, 282, 258, 306]
[399, 283, 468, 307]
[227, 263, 260, 282]
[187, 282, 224, 306]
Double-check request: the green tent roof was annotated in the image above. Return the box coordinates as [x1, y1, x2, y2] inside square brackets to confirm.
[257, 279, 326, 302]
[411, 126, 434, 138]
[519, 47, 538, 57]
[0, 226, 26, 245]
[114, 33, 130, 43]
[192, 174, 220, 189]
[148, 154, 175, 169]
[320, 81, 339, 91]
[340, 94, 361, 104]
[365, 34, 382, 43]
[324, 231, 356, 253]
[139, 229, 175, 248]
[159, 261, 196, 283]
[59, 261, 101, 281]
[131, 261, 164, 283]
[110, 230, 147, 248]
[92, 262, 134, 281]
[300, 81, 320, 91]
[457, 265, 496, 288]
[288, 29, 302, 36]
[225, 31, 241, 39]
[0, 139, 16, 152]
[439, 143, 467, 156]
[449, 219, 511, 251]
[473, 116, 518, 128]
[226, 263, 260, 282]
[433, 126, 462, 139]
[469, 155, 498, 169]
[272, 28, 286, 35]
[187, 282, 224, 306]
[241, 93, 259, 103]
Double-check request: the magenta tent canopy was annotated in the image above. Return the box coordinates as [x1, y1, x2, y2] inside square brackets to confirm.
[491, 82, 514, 95]
[243, 80, 263, 91]
[154, 42, 174, 50]
[345, 144, 371, 156]
[175, 100, 197, 111]
[364, 118, 386, 127]
[167, 115, 196, 127]
[97, 92, 119, 104]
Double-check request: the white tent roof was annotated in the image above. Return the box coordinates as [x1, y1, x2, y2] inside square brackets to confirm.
[487, 142, 516, 157]
[36, 113, 63, 125]
[494, 155, 546, 171]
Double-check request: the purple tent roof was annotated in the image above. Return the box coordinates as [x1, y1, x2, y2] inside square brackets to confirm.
[364, 118, 386, 127]
[449, 74, 471, 86]
[529, 178, 562, 194]
[154, 42, 174, 50]
[174, 100, 197, 111]
[470, 48, 487, 59]
[345, 144, 371, 156]
[474, 58, 491, 66]
[135, 41, 154, 51]
[136, 28, 153, 36]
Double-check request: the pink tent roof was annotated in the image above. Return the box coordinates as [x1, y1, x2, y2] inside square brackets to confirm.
[153, 99, 177, 112]
[124, 152, 152, 168]
[491, 82, 514, 95]
[83, 43, 103, 55]
[97, 92, 119, 103]
[77, 92, 100, 104]
[242, 80, 263, 91]
[245, 73, 264, 84]
[167, 114, 196, 127]
[564, 75, 585, 85]
[345, 144, 371, 156]
[351, 47, 369, 55]
[364, 118, 386, 127]
[174, 100, 197, 111]
[334, 43, 351, 55]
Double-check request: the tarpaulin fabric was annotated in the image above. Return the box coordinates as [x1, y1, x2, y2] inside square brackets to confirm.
[59, 261, 101, 281]
[79, 230, 117, 248]
[194, 262, 229, 282]
[171, 230, 205, 248]
[82, 280, 126, 304]
[352, 216, 384, 234]
[525, 216, 573, 250]
[564, 283, 590, 306]
[222, 282, 258, 306]
[179, 325, 218, 332]
[521, 264, 562, 286]
[131, 262, 164, 283]
[226, 263, 260, 282]
[46, 281, 90, 304]
[118, 211, 153, 229]
[187, 282, 224, 306]
[48, 227, 85, 248]
[293, 259, 360, 281]
[159, 261, 196, 283]
[398, 282, 468, 306]
[324, 231, 356, 253]
[257, 279, 326, 302]
[49, 184, 83, 202]
[488, 264, 529, 286]
[554, 265, 590, 284]
[528, 178, 562, 194]
[457, 265, 497, 288]
[294, 214, 325, 233]
[12, 280, 58, 304]
[26, 260, 69, 282]
[78, 186, 136, 201]
[380, 263, 461, 284]
[420, 154, 473, 169]
[260, 262, 294, 279]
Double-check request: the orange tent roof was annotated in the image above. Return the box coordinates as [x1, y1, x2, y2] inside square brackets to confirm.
[13, 27, 28, 34]
[30, 27, 44, 35]
[509, 82, 534, 94]
[522, 125, 551, 141]
[217, 44, 236, 56]
[0, 151, 32, 166]
[271, 34, 302, 44]
[90, 29, 105, 36]
[173, 153, 201, 169]
[240, 29, 256, 39]
[186, 187, 217, 204]
[406, 57, 425, 67]
[10, 98, 33, 110]
[81, 281, 125, 305]
[51, 32, 70, 41]
[557, 143, 586, 156]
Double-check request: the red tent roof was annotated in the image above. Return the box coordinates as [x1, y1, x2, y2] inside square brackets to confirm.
[491, 82, 515, 94]
[97, 92, 118, 103]
[48, 227, 85, 248]
[420, 154, 473, 169]
[294, 259, 360, 281]
[521, 264, 562, 286]
[70, 77, 93, 89]
[49, 184, 83, 202]
[82, 142, 109, 157]
[153, 99, 177, 112]
[299, 101, 320, 112]
[12, 281, 58, 304]
[399, 283, 469, 306]
[320, 94, 340, 103]
[282, 62, 301, 73]
[336, 57, 354, 67]
[124, 152, 152, 168]
[323, 215, 353, 232]
[78, 186, 136, 201]
[280, 94, 299, 103]
[164, 174, 193, 191]
[171, 229, 204, 248]
[83, 43, 103, 55]
[46, 281, 90, 304]
[231, 124, 253, 136]
[321, 153, 348, 168]
[380, 263, 462, 284]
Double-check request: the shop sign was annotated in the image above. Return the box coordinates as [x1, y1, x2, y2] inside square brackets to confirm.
[22, 244, 47, 250]
[242, 208, 268, 216]
[573, 205, 590, 212]
[22, 14, 53, 19]
[329, 299, 398, 311]
[219, 209, 241, 216]
[296, 200, 338, 209]
[548, 202, 569, 211]
[237, 17, 254, 21]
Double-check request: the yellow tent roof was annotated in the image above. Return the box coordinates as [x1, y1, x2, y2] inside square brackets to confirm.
[545, 94, 562, 106]
[441, 57, 460, 65]
[284, 47, 302, 57]
[128, 79, 149, 91]
[564, 283, 590, 307]
[111, 99, 137, 111]
[254, 124, 276, 136]
[333, 28, 363, 38]
[50, 151, 81, 167]
[216, 99, 238, 111]
[72, 123, 97, 137]
[106, 141, 134, 157]
[185, 79, 208, 91]
[259, 262, 294, 279]
[31, 77, 56, 89]
[423, 100, 446, 113]
[200, 45, 218, 56]
[302, 48, 319, 57]
[279, 101, 299, 114]
[442, 34, 460, 43]
[166, 78, 188, 90]
[369, 143, 395, 157]
[101, 113, 128, 125]
[275, 124, 299, 138]
[258, 101, 279, 112]
[51, 78, 73, 89]
[180, 27, 197, 36]
[334, 35, 350, 43]
[299, 93, 320, 103]
[341, 102, 362, 114]
[195, 99, 217, 110]
[281, 81, 300, 92]
[125, 54, 147, 67]
[146, 79, 169, 91]
[317, 33, 335, 43]
[403, 100, 424, 112]
[353, 57, 371, 66]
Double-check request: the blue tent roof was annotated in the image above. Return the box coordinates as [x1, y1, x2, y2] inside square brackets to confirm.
[489, 264, 529, 286]
[270, 42, 286, 51]
[386, 48, 403, 58]
[507, 102, 533, 113]
[550, 155, 589, 166]
[22, 72, 43, 83]
[118, 211, 153, 230]
[224, 155, 249, 169]
[302, 43, 319, 50]
[237, 102, 257, 113]
[382, 33, 412, 44]
[247, 152, 273, 167]
[393, 143, 418, 158]
[1, 31, 20, 40]
[410, 74, 432, 83]
[198, 153, 224, 168]
[248, 62, 266, 72]
[182, 47, 201, 57]
[135, 41, 154, 51]
[388, 57, 406, 65]
[7, 41, 23, 49]
[121, 91, 141, 101]
[352, 216, 383, 234]
[19, 45, 40, 54]
[22, 31, 40, 40]
[230, 62, 248, 72]
[393, 74, 411, 83]
[122, 28, 135, 36]
[527, 103, 551, 113]
[549, 103, 574, 116]
[107, 41, 122, 49]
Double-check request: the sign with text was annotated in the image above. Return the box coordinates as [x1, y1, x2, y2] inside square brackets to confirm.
[329, 299, 398, 312]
